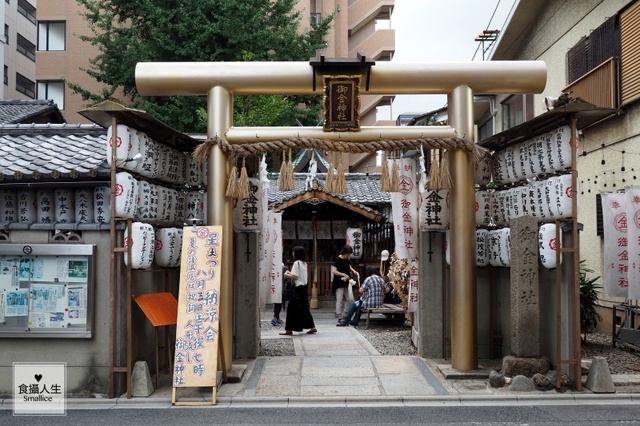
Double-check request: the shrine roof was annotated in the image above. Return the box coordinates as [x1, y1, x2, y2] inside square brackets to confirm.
[0, 99, 66, 124]
[0, 123, 110, 184]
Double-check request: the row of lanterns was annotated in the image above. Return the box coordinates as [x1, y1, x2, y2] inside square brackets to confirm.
[445, 223, 561, 269]
[0, 181, 205, 225]
[491, 125, 574, 184]
[419, 173, 576, 230]
[106, 124, 206, 187]
[123, 223, 183, 269]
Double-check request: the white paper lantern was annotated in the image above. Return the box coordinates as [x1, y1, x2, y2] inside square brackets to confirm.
[526, 138, 540, 176]
[37, 190, 55, 223]
[488, 229, 501, 267]
[186, 155, 202, 187]
[185, 191, 205, 222]
[17, 190, 36, 223]
[0, 190, 17, 222]
[543, 132, 558, 174]
[509, 187, 522, 219]
[155, 144, 170, 181]
[475, 190, 491, 225]
[106, 124, 133, 168]
[544, 177, 557, 218]
[136, 180, 153, 220]
[503, 146, 517, 183]
[147, 183, 160, 221]
[174, 191, 185, 224]
[517, 185, 531, 217]
[74, 189, 94, 223]
[555, 173, 575, 218]
[552, 125, 573, 171]
[346, 227, 363, 259]
[476, 229, 489, 267]
[536, 134, 552, 175]
[492, 151, 506, 184]
[155, 227, 182, 267]
[516, 142, 529, 181]
[156, 185, 168, 222]
[419, 189, 450, 230]
[124, 222, 155, 269]
[115, 172, 138, 218]
[474, 155, 491, 185]
[93, 187, 110, 223]
[135, 132, 154, 177]
[165, 189, 178, 223]
[498, 228, 511, 267]
[533, 180, 549, 221]
[539, 223, 562, 269]
[496, 190, 507, 224]
[54, 189, 75, 223]
[147, 138, 161, 179]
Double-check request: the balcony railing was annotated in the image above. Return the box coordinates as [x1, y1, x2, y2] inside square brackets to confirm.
[562, 57, 620, 109]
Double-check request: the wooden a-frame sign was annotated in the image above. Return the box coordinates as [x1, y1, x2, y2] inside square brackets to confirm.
[172, 225, 224, 406]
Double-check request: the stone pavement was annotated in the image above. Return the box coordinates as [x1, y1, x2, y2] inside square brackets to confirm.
[1, 308, 638, 409]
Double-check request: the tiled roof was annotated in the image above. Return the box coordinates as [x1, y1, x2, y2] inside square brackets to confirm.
[0, 124, 109, 182]
[0, 99, 66, 124]
[268, 173, 390, 208]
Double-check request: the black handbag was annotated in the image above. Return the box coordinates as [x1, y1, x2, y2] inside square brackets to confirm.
[283, 280, 297, 302]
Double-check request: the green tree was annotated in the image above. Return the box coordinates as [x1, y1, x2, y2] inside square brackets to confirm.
[71, 0, 332, 133]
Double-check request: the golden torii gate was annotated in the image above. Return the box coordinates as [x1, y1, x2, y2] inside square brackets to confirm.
[136, 60, 546, 372]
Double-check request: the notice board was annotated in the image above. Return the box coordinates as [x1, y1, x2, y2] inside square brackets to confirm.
[172, 226, 222, 404]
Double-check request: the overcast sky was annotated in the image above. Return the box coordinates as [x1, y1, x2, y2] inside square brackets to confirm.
[387, 0, 516, 120]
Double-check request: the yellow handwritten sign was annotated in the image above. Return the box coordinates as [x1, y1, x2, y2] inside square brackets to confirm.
[173, 226, 222, 388]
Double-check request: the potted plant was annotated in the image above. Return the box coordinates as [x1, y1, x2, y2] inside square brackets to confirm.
[579, 260, 602, 343]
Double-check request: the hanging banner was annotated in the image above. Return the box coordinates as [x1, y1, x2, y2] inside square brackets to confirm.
[625, 187, 640, 299]
[419, 189, 449, 230]
[258, 156, 270, 308]
[407, 258, 419, 312]
[391, 158, 419, 259]
[232, 178, 263, 231]
[602, 192, 628, 297]
[266, 212, 283, 304]
[173, 225, 222, 390]
[346, 227, 363, 259]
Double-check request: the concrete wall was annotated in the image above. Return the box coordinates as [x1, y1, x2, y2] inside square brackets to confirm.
[0, 230, 179, 397]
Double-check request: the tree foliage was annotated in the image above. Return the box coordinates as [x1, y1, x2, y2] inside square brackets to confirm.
[71, 0, 332, 133]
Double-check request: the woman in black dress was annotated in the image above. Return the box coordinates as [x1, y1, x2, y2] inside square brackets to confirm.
[280, 246, 317, 335]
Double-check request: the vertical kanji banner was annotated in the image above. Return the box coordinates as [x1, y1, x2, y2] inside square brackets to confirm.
[391, 158, 419, 259]
[625, 187, 640, 299]
[407, 258, 419, 312]
[174, 226, 222, 388]
[266, 212, 283, 304]
[232, 178, 263, 231]
[602, 193, 629, 298]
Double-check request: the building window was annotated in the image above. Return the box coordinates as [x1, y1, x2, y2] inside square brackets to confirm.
[16, 33, 35, 61]
[501, 94, 533, 130]
[37, 80, 64, 109]
[17, 0, 36, 25]
[38, 22, 65, 51]
[4, 24, 8, 45]
[4, 66, 8, 86]
[16, 73, 35, 98]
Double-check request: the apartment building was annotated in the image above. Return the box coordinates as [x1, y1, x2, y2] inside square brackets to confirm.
[2, 0, 37, 101]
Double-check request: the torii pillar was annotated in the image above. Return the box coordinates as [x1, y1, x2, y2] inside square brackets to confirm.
[136, 60, 546, 372]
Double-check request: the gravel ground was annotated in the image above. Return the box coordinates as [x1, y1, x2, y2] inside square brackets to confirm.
[259, 321, 640, 375]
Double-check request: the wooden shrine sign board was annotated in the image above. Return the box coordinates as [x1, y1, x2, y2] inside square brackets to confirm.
[172, 225, 223, 406]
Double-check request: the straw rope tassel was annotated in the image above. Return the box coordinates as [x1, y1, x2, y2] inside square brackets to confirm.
[226, 158, 238, 198]
[427, 150, 440, 190]
[380, 151, 389, 192]
[389, 152, 399, 192]
[285, 149, 296, 191]
[325, 153, 335, 193]
[335, 153, 347, 194]
[439, 150, 453, 190]
[237, 157, 249, 199]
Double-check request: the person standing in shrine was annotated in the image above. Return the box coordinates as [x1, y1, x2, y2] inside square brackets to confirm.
[331, 245, 360, 320]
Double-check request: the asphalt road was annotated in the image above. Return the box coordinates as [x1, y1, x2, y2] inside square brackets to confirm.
[2, 404, 640, 425]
